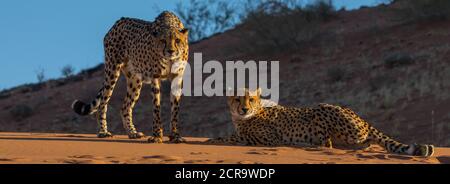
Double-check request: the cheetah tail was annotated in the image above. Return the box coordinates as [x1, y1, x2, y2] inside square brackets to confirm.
[368, 126, 434, 157]
[71, 88, 103, 116]
[71, 100, 94, 116]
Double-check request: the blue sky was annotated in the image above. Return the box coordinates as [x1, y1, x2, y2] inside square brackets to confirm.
[0, 0, 383, 90]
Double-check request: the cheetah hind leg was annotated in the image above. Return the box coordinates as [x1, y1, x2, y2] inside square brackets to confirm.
[94, 60, 123, 138]
[121, 74, 146, 139]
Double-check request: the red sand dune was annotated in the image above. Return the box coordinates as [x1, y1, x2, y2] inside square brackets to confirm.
[0, 132, 449, 164]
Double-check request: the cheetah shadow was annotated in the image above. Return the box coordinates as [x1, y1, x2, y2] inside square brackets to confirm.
[436, 156, 450, 164]
[186, 140, 326, 150]
[187, 140, 407, 158]
[0, 135, 145, 144]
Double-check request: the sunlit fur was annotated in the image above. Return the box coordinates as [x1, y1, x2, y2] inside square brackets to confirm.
[212, 88, 434, 157]
[72, 11, 189, 143]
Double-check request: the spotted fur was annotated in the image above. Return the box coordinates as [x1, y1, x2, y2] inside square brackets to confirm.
[208, 88, 434, 157]
[72, 11, 189, 143]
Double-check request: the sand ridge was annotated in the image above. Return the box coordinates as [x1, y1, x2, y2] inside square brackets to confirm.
[0, 132, 449, 164]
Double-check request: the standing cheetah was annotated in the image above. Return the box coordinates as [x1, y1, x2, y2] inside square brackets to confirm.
[208, 88, 434, 157]
[72, 11, 189, 143]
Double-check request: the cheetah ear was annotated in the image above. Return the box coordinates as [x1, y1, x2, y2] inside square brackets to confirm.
[256, 88, 262, 96]
[225, 86, 234, 97]
[180, 28, 189, 35]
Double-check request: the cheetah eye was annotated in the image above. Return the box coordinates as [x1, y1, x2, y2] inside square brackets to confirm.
[249, 98, 255, 102]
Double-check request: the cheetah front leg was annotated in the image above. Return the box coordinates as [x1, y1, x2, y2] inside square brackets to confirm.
[121, 74, 145, 139]
[168, 73, 186, 143]
[148, 79, 164, 143]
[206, 134, 242, 145]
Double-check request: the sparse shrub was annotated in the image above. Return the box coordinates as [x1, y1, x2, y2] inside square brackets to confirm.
[378, 87, 396, 109]
[368, 74, 395, 91]
[175, 0, 336, 51]
[10, 104, 33, 121]
[382, 0, 396, 4]
[384, 52, 414, 68]
[326, 66, 347, 82]
[238, 1, 306, 52]
[35, 68, 45, 83]
[388, 120, 402, 138]
[79, 63, 104, 78]
[61, 65, 75, 78]
[0, 88, 9, 99]
[411, 0, 450, 20]
[304, 0, 336, 22]
[396, 0, 450, 21]
[236, 0, 336, 53]
[175, 0, 237, 42]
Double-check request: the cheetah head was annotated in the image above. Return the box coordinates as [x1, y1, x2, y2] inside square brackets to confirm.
[153, 27, 189, 60]
[227, 88, 262, 120]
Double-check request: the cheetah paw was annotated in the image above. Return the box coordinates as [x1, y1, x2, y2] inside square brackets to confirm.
[169, 135, 186, 143]
[147, 136, 163, 144]
[97, 132, 114, 138]
[206, 138, 223, 144]
[128, 132, 145, 139]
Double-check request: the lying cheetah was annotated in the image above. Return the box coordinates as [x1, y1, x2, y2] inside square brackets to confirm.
[72, 11, 189, 143]
[208, 88, 434, 157]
